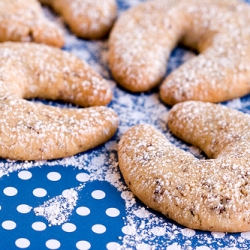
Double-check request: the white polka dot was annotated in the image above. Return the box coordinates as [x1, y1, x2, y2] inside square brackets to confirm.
[151, 226, 166, 236]
[2, 220, 16, 230]
[33, 188, 47, 197]
[121, 191, 134, 200]
[136, 243, 152, 250]
[62, 223, 76, 233]
[47, 172, 61, 181]
[91, 190, 106, 199]
[122, 225, 136, 236]
[166, 243, 182, 250]
[76, 173, 90, 182]
[196, 246, 211, 250]
[18, 171, 32, 180]
[62, 189, 72, 197]
[17, 204, 32, 214]
[241, 231, 250, 240]
[211, 232, 225, 238]
[15, 238, 30, 249]
[133, 208, 150, 218]
[106, 208, 120, 217]
[106, 242, 121, 250]
[92, 224, 106, 234]
[3, 187, 18, 196]
[76, 241, 91, 250]
[32, 222, 46, 231]
[45, 239, 61, 249]
[181, 228, 196, 237]
[76, 206, 90, 216]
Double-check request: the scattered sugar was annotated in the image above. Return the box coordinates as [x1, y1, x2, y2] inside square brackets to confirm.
[151, 226, 166, 236]
[166, 243, 182, 250]
[34, 186, 83, 226]
[133, 207, 151, 219]
[0, 0, 64, 47]
[0, 42, 116, 160]
[1, 80, 249, 249]
[226, 98, 243, 110]
[110, 0, 250, 104]
[1, 1, 250, 249]
[41, 0, 117, 39]
[0, 160, 44, 179]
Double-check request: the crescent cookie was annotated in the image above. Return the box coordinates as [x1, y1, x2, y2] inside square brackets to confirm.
[0, 42, 117, 160]
[39, 0, 117, 39]
[1, 42, 112, 107]
[109, 0, 250, 105]
[118, 101, 250, 232]
[0, 0, 64, 47]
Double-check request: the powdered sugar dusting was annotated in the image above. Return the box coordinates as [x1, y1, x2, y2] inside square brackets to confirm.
[0, 160, 44, 178]
[40, 0, 117, 39]
[1, 0, 250, 248]
[109, 0, 250, 105]
[34, 186, 82, 226]
[0, 42, 117, 160]
[0, 0, 64, 47]
[1, 84, 250, 248]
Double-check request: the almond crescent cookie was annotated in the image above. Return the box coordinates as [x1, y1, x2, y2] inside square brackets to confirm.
[118, 101, 250, 232]
[39, 0, 117, 39]
[0, 0, 64, 47]
[0, 42, 117, 160]
[109, 0, 250, 105]
[1, 42, 112, 107]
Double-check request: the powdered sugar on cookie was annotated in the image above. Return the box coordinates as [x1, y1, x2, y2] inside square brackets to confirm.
[118, 101, 250, 232]
[109, 0, 250, 105]
[0, 0, 64, 47]
[0, 42, 118, 160]
[39, 0, 117, 39]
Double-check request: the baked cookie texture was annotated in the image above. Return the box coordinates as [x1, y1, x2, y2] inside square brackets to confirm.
[0, 0, 64, 47]
[39, 0, 117, 39]
[118, 101, 250, 232]
[109, 0, 250, 105]
[2, 42, 112, 107]
[0, 42, 118, 160]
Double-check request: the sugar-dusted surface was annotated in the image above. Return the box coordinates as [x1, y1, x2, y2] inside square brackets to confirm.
[109, 0, 250, 105]
[0, 96, 118, 160]
[168, 101, 250, 160]
[0, 42, 117, 160]
[0, 0, 64, 47]
[119, 102, 250, 232]
[160, 0, 250, 105]
[39, 0, 117, 39]
[34, 186, 83, 226]
[0, 42, 113, 107]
